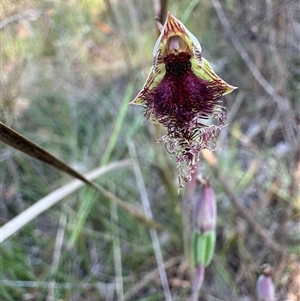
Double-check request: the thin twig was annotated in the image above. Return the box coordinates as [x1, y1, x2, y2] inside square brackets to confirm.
[124, 256, 181, 301]
[128, 141, 173, 301]
[152, 0, 168, 24]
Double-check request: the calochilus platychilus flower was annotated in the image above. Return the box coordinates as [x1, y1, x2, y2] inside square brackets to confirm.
[130, 13, 237, 188]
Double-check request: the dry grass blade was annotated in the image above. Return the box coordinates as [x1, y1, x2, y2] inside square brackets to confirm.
[0, 122, 165, 243]
[110, 199, 124, 301]
[0, 160, 131, 243]
[0, 122, 91, 185]
[46, 214, 66, 301]
[128, 141, 173, 301]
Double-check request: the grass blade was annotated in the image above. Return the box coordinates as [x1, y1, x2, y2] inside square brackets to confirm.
[0, 161, 130, 243]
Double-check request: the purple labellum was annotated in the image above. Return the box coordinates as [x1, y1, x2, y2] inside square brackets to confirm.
[130, 13, 237, 188]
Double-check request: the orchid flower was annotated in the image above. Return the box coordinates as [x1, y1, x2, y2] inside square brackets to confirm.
[131, 13, 237, 187]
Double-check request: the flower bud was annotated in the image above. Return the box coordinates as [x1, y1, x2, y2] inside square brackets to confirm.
[192, 230, 216, 267]
[256, 265, 275, 301]
[194, 181, 216, 234]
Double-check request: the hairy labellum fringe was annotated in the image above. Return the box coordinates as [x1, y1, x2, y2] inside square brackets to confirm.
[157, 121, 225, 188]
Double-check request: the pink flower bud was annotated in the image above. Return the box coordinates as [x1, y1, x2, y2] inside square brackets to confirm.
[256, 266, 275, 301]
[194, 181, 216, 234]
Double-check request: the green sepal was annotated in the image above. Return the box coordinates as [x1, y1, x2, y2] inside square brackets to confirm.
[196, 233, 206, 266]
[191, 230, 216, 267]
[191, 231, 198, 266]
[191, 231, 206, 266]
[203, 231, 216, 267]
